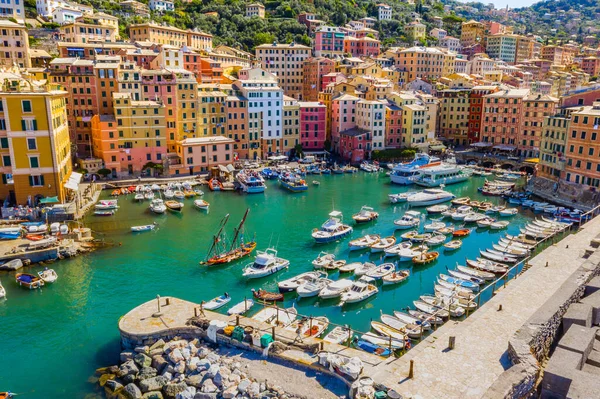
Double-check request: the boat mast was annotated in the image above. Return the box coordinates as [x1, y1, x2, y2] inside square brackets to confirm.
[206, 214, 230, 261]
[229, 208, 250, 251]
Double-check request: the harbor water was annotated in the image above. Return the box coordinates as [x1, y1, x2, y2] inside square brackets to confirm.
[1, 173, 541, 397]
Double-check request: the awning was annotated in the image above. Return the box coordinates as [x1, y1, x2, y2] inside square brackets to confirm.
[64, 171, 83, 192]
[524, 158, 540, 163]
[39, 196, 59, 204]
[430, 145, 446, 151]
[493, 145, 516, 151]
[67, 47, 85, 52]
[470, 142, 493, 147]
[268, 155, 287, 161]
[414, 142, 429, 148]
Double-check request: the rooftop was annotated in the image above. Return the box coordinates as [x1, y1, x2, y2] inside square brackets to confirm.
[178, 136, 235, 145]
[340, 127, 369, 137]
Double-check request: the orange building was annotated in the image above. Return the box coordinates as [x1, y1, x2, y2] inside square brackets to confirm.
[481, 89, 529, 149]
[302, 57, 335, 102]
[564, 103, 600, 186]
[581, 57, 600, 77]
[225, 94, 249, 159]
[394, 47, 455, 82]
[520, 94, 558, 157]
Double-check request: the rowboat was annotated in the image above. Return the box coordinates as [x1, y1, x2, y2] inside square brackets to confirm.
[413, 300, 449, 318]
[452, 228, 471, 237]
[297, 278, 332, 298]
[94, 210, 114, 216]
[290, 316, 329, 337]
[323, 259, 346, 271]
[380, 314, 422, 339]
[174, 190, 185, 199]
[204, 293, 231, 310]
[252, 289, 284, 302]
[433, 292, 477, 311]
[408, 309, 444, 325]
[371, 321, 408, 341]
[384, 242, 413, 258]
[477, 218, 494, 228]
[366, 263, 395, 279]
[398, 246, 427, 262]
[420, 295, 465, 317]
[412, 251, 439, 265]
[437, 226, 455, 235]
[499, 237, 534, 250]
[194, 199, 210, 210]
[312, 252, 335, 269]
[15, 273, 44, 289]
[400, 230, 419, 240]
[323, 326, 352, 344]
[357, 339, 392, 356]
[425, 234, 446, 246]
[382, 269, 410, 285]
[499, 208, 518, 217]
[278, 271, 327, 293]
[490, 221, 509, 230]
[352, 206, 379, 224]
[451, 197, 470, 205]
[434, 284, 475, 301]
[354, 262, 377, 276]
[437, 279, 476, 295]
[438, 274, 480, 291]
[312, 180, 320, 186]
[423, 221, 445, 232]
[443, 240, 462, 251]
[37, 268, 58, 283]
[165, 200, 184, 212]
[370, 236, 396, 253]
[131, 223, 157, 232]
[362, 332, 406, 350]
[348, 234, 380, 251]
[520, 228, 550, 239]
[227, 299, 254, 315]
[340, 278, 378, 304]
[319, 279, 354, 299]
[480, 249, 517, 263]
[492, 243, 529, 257]
[447, 269, 485, 285]
[393, 311, 431, 330]
[464, 213, 489, 223]
[426, 204, 449, 214]
[410, 233, 432, 243]
[339, 262, 362, 273]
[505, 234, 537, 246]
[253, 306, 297, 327]
[451, 206, 472, 220]
[466, 258, 508, 274]
[456, 265, 495, 280]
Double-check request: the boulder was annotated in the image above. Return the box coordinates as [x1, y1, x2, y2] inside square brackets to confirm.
[164, 340, 188, 354]
[140, 376, 169, 393]
[99, 374, 116, 387]
[205, 353, 220, 364]
[247, 382, 260, 398]
[120, 351, 136, 363]
[163, 382, 188, 398]
[152, 355, 168, 373]
[97, 366, 120, 375]
[121, 383, 143, 399]
[168, 349, 185, 364]
[193, 393, 217, 399]
[197, 347, 210, 359]
[185, 373, 206, 389]
[206, 365, 220, 379]
[138, 367, 158, 382]
[201, 379, 218, 394]
[186, 357, 201, 373]
[119, 360, 140, 378]
[174, 361, 186, 374]
[149, 348, 164, 357]
[149, 339, 166, 352]
[135, 346, 150, 354]
[142, 392, 164, 399]
[0, 258, 23, 271]
[181, 347, 192, 361]
[135, 353, 153, 369]
[238, 379, 250, 393]
[175, 386, 196, 399]
[122, 374, 136, 385]
[212, 371, 223, 387]
[105, 380, 124, 396]
[222, 386, 237, 399]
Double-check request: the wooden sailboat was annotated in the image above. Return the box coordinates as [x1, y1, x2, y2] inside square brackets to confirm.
[201, 209, 256, 266]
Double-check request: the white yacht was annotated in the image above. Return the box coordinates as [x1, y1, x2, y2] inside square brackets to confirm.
[242, 248, 289, 279]
[415, 164, 473, 187]
[311, 211, 353, 243]
[393, 210, 422, 229]
[407, 189, 455, 206]
[390, 153, 441, 185]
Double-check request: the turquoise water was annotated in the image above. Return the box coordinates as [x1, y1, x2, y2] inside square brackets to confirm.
[0, 173, 537, 398]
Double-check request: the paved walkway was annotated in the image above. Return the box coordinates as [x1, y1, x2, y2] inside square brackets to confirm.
[368, 219, 600, 399]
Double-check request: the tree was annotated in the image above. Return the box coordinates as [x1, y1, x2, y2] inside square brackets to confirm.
[254, 32, 276, 46]
[294, 143, 304, 158]
[97, 168, 111, 177]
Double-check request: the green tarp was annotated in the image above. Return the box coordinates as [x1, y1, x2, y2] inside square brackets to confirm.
[39, 196, 59, 204]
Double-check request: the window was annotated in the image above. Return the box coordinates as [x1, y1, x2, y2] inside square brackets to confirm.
[22, 100, 31, 113]
[29, 175, 44, 186]
[2, 155, 10, 166]
[0, 137, 7, 148]
[27, 138, 36, 150]
[29, 156, 39, 168]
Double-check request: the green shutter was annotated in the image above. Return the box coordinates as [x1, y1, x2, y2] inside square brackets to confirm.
[21, 120, 25, 130]
[1, 174, 5, 184]
[40, 175, 44, 186]
[28, 176, 33, 186]
[32, 120, 38, 131]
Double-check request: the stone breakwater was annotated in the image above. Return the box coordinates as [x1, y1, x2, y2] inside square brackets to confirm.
[95, 336, 346, 399]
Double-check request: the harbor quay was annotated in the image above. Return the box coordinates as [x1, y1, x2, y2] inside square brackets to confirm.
[115, 214, 600, 399]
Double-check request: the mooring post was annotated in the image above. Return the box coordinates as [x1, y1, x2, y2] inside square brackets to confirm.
[448, 336, 455, 350]
[236, 315, 240, 326]
[408, 360, 414, 379]
[166, 297, 170, 306]
[194, 307, 198, 317]
[498, 304, 503, 311]
[271, 326, 276, 340]
[152, 294, 163, 317]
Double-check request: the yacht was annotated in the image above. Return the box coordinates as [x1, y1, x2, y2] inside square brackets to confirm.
[242, 248, 289, 279]
[237, 170, 266, 194]
[279, 173, 308, 192]
[311, 211, 353, 243]
[415, 164, 473, 187]
[393, 210, 422, 229]
[390, 153, 441, 185]
[407, 189, 455, 206]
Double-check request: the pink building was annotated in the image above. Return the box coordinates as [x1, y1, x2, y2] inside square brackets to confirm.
[314, 26, 346, 58]
[322, 72, 346, 91]
[385, 100, 403, 148]
[331, 94, 359, 154]
[175, 136, 234, 174]
[560, 87, 600, 108]
[339, 127, 369, 163]
[343, 37, 381, 58]
[299, 101, 327, 150]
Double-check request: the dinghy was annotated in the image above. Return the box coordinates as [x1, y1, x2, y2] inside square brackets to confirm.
[37, 268, 58, 283]
[194, 199, 210, 210]
[492, 244, 529, 257]
[252, 289, 284, 302]
[382, 269, 410, 285]
[15, 273, 44, 289]
[204, 293, 231, 310]
[490, 221, 509, 230]
[426, 204, 449, 214]
[413, 300, 449, 318]
[371, 321, 408, 341]
[499, 208, 518, 216]
[357, 339, 392, 357]
[384, 242, 413, 258]
[438, 274, 479, 291]
[366, 263, 395, 279]
[352, 206, 379, 224]
[323, 326, 352, 344]
[339, 262, 362, 273]
[408, 309, 444, 325]
[437, 279, 475, 295]
[297, 278, 332, 298]
[278, 271, 327, 293]
[360, 332, 405, 350]
[447, 269, 485, 285]
[165, 200, 184, 212]
[443, 240, 462, 251]
[452, 228, 471, 237]
[354, 262, 377, 276]
[434, 284, 475, 301]
[393, 311, 431, 330]
[398, 246, 427, 262]
[348, 234, 380, 251]
[131, 223, 157, 232]
[425, 234, 446, 246]
[312, 252, 335, 269]
[479, 250, 517, 263]
[466, 258, 508, 274]
[227, 299, 254, 315]
[323, 259, 346, 271]
[420, 295, 465, 317]
[370, 236, 396, 253]
[253, 306, 297, 327]
[423, 221, 445, 232]
[456, 265, 495, 280]
[412, 251, 439, 265]
[380, 314, 422, 339]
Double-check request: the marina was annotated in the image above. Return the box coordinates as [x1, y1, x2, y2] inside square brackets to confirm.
[0, 169, 582, 398]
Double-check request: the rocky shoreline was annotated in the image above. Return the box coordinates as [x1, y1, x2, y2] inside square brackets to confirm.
[95, 337, 348, 399]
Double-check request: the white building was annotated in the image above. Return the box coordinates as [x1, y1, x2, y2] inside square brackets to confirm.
[429, 28, 447, 40]
[0, 0, 25, 22]
[235, 67, 283, 144]
[357, 100, 386, 151]
[52, 6, 82, 24]
[37, 0, 91, 17]
[377, 3, 392, 20]
[467, 56, 497, 75]
[160, 45, 184, 69]
[440, 36, 461, 53]
[149, 0, 174, 12]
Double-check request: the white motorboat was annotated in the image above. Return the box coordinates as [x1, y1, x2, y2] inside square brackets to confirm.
[477, 218, 494, 228]
[382, 269, 410, 285]
[164, 189, 174, 199]
[323, 326, 352, 344]
[426, 204, 449, 214]
[479, 249, 517, 263]
[352, 206, 379, 224]
[194, 199, 210, 210]
[253, 306, 297, 327]
[319, 279, 354, 299]
[242, 248, 289, 279]
[149, 199, 166, 214]
[174, 191, 185, 200]
[384, 242, 412, 258]
[312, 252, 335, 269]
[131, 223, 157, 232]
[348, 234, 380, 251]
[490, 221, 509, 230]
[398, 246, 427, 262]
[354, 262, 377, 276]
[340, 278, 378, 304]
[204, 293, 231, 310]
[312, 211, 353, 243]
[366, 263, 395, 279]
[456, 265, 495, 280]
[414, 164, 473, 187]
[144, 191, 155, 200]
[388, 192, 412, 203]
[37, 268, 58, 283]
[413, 300, 449, 318]
[134, 193, 145, 201]
[393, 210, 422, 229]
[464, 213, 488, 223]
[227, 299, 254, 315]
[407, 188, 455, 206]
[339, 262, 362, 273]
[297, 278, 332, 298]
[393, 311, 431, 330]
[390, 153, 441, 185]
[370, 236, 396, 253]
[423, 221, 445, 232]
[451, 206, 472, 220]
[425, 234, 446, 246]
[380, 314, 422, 339]
[278, 271, 327, 293]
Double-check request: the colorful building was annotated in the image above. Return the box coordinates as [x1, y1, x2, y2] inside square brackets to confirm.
[302, 57, 335, 102]
[245, 3, 265, 18]
[343, 37, 381, 58]
[58, 15, 118, 43]
[485, 34, 518, 64]
[0, 21, 30, 69]
[405, 21, 426, 41]
[437, 89, 471, 145]
[255, 42, 311, 100]
[394, 47, 455, 82]
[225, 93, 249, 160]
[377, 3, 392, 21]
[481, 89, 529, 148]
[331, 93, 359, 153]
[128, 22, 212, 51]
[172, 136, 234, 175]
[299, 101, 326, 151]
[460, 20, 486, 49]
[539, 109, 572, 181]
[520, 94, 558, 157]
[282, 95, 300, 156]
[314, 26, 346, 58]
[339, 127, 368, 162]
[356, 99, 386, 151]
[564, 102, 600, 186]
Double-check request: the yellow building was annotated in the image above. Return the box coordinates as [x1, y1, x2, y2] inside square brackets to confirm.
[197, 84, 227, 137]
[129, 22, 213, 51]
[405, 21, 426, 41]
[58, 16, 118, 43]
[0, 20, 31, 69]
[0, 74, 72, 204]
[461, 20, 485, 48]
[175, 70, 199, 143]
[282, 95, 300, 154]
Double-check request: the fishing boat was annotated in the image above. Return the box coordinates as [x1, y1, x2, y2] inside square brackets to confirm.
[202, 209, 256, 266]
[339, 262, 363, 273]
[451, 206, 472, 220]
[204, 293, 231, 310]
[388, 192, 411, 203]
[354, 262, 377, 276]
[131, 223, 157, 232]
[278, 271, 326, 293]
[492, 244, 529, 257]
[370, 236, 396, 253]
[452, 228, 471, 237]
[420, 295, 466, 317]
[297, 278, 332, 298]
[312, 252, 335, 269]
[452, 197, 470, 205]
[366, 263, 395, 279]
[348, 234, 380, 251]
[311, 211, 353, 243]
[464, 213, 489, 223]
[393, 210, 422, 229]
[443, 240, 462, 251]
[398, 246, 427, 262]
[340, 278, 378, 304]
[466, 258, 508, 274]
[380, 314, 422, 339]
[412, 251, 439, 265]
[94, 210, 115, 216]
[437, 226, 455, 235]
[410, 233, 432, 243]
[323, 327, 352, 344]
[382, 269, 410, 285]
[319, 279, 354, 299]
[173, 190, 185, 200]
[352, 206, 379, 224]
[425, 234, 446, 246]
[413, 300, 449, 318]
[439, 274, 479, 291]
[393, 311, 431, 330]
[414, 164, 473, 187]
[149, 199, 166, 214]
[227, 299, 254, 315]
[237, 170, 266, 193]
[447, 269, 485, 285]
[165, 200, 184, 212]
[360, 333, 404, 351]
[407, 188, 455, 206]
[194, 199, 210, 210]
[37, 268, 58, 283]
[134, 193, 145, 201]
[324, 260, 347, 271]
[423, 221, 446, 232]
[279, 173, 308, 192]
[164, 189, 174, 199]
[477, 218, 494, 228]
[426, 204, 449, 214]
[400, 230, 418, 240]
[15, 273, 44, 289]
[490, 221, 509, 230]
[242, 248, 289, 279]
[456, 265, 495, 281]
[408, 309, 444, 325]
[384, 242, 413, 258]
[208, 179, 223, 191]
[479, 250, 517, 263]
[390, 153, 442, 185]
[252, 289, 284, 302]
[357, 339, 392, 357]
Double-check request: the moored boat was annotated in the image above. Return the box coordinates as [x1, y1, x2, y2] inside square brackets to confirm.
[340, 278, 378, 303]
[252, 288, 284, 302]
[311, 211, 353, 243]
[394, 210, 421, 229]
[382, 269, 410, 285]
[443, 240, 462, 251]
[15, 273, 44, 289]
[227, 299, 254, 315]
[165, 200, 184, 212]
[407, 188, 455, 206]
[412, 251, 439, 265]
[194, 199, 210, 210]
[323, 326, 352, 344]
[348, 234, 380, 251]
[352, 206, 379, 224]
[312, 252, 335, 269]
[370, 236, 396, 253]
[202, 210, 256, 266]
[204, 293, 231, 310]
[242, 248, 289, 279]
[131, 223, 157, 232]
[149, 199, 166, 214]
[37, 268, 58, 283]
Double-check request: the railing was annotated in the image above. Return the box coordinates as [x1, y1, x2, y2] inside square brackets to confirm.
[579, 203, 600, 227]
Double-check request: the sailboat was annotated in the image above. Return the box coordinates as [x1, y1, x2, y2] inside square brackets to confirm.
[201, 209, 256, 266]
